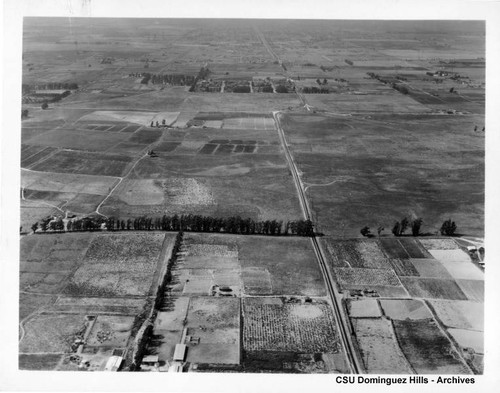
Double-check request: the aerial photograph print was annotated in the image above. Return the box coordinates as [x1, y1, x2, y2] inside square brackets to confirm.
[2, 0, 500, 392]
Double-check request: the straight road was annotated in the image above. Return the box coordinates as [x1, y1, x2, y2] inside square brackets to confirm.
[273, 111, 363, 374]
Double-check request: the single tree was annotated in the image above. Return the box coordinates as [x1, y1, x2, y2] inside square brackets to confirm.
[440, 219, 457, 236]
[40, 218, 51, 232]
[377, 226, 384, 237]
[162, 119, 166, 125]
[360, 226, 371, 237]
[31, 222, 38, 234]
[411, 218, 423, 236]
[55, 217, 64, 231]
[41, 101, 49, 110]
[400, 217, 409, 235]
[150, 121, 154, 127]
[392, 221, 401, 236]
[21, 109, 29, 119]
[323, 78, 328, 85]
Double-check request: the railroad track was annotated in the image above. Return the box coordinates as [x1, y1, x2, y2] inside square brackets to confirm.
[272, 111, 363, 374]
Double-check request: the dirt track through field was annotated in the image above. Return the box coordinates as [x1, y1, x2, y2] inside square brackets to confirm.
[94, 142, 158, 218]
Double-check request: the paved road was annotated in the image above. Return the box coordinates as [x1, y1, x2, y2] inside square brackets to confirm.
[273, 111, 363, 374]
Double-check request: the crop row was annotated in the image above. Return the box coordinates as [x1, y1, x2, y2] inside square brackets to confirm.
[243, 303, 338, 353]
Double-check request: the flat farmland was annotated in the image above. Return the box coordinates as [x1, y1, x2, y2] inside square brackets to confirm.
[152, 296, 241, 366]
[428, 249, 472, 263]
[19, 231, 174, 370]
[85, 315, 135, 348]
[448, 329, 483, 355]
[325, 239, 392, 269]
[79, 110, 179, 126]
[171, 233, 325, 297]
[392, 319, 471, 374]
[238, 236, 326, 296]
[61, 88, 301, 113]
[66, 233, 170, 297]
[419, 238, 460, 250]
[25, 127, 129, 152]
[21, 170, 118, 195]
[19, 354, 62, 370]
[347, 299, 382, 318]
[456, 279, 484, 302]
[20, 200, 57, 233]
[52, 296, 146, 315]
[19, 18, 484, 374]
[305, 91, 431, 113]
[427, 300, 483, 331]
[21, 170, 118, 218]
[186, 296, 239, 329]
[351, 318, 413, 374]
[379, 299, 432, 320]
[243, 298, 339, 353]
[21, 145, 58, 168]
[20, 313, 88, 353]
[20, 232, 93, 263]
[281, 113, 484, 237]
[31, 150, 133, 177]
[170, 233, 240, 296]
[101, 152, 303, 222]
[409, 259, 453, 279]
[399, 277, 468, 301]
[333, 268, 400, 288]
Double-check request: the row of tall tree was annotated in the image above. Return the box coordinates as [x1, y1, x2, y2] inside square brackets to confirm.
[392, 217, 423, 236]
[149, 73, 196, 86]
[367, 72, 409, 95]
[22, 82, 78, 94]
[131, 231, 184, 371]
[302, 86, 330, 94]
[360, 217, 458, 237]
[31, 214, 315, 237]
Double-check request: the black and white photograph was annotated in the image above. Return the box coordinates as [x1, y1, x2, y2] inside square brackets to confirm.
[1, 0, 499, 391]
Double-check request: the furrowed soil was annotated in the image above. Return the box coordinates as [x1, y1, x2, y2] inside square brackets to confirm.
[392, 319, 471, 374]
[351, 318, 413, 374]
[243, 298, 339, 353]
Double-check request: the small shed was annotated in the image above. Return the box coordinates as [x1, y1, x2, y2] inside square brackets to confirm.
[142, 355, 159, 365]
[104, 356, 123, 371]
[173, 344, 187, 362]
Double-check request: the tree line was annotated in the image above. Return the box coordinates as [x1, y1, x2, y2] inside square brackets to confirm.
[302, 86, 330, 94]
[22, 82, 79, 94]
[188, 66, 211, 92]
[31, 214, 315, 237]
[131, 231, 183, 371]
[150, 73, 196, 86]
[360, 217, 458, 237]
[367, 72, 409, 95]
